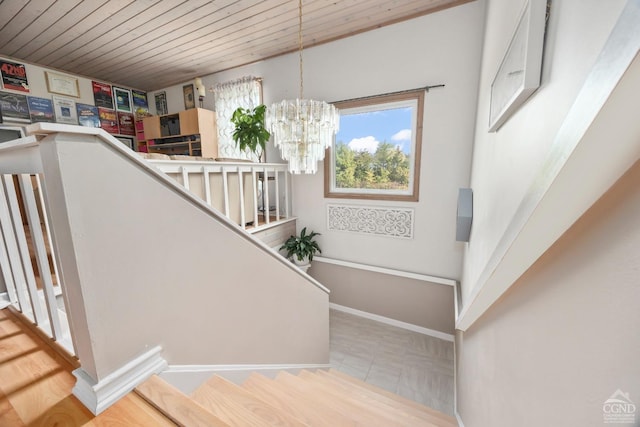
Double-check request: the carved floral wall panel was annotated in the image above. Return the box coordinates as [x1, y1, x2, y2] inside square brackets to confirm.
[327, 204, 414, 239]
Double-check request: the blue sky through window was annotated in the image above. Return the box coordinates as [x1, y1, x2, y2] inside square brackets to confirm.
[336, 106, 412, 154]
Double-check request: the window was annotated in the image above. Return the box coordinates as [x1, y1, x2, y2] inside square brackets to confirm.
[324, 89, 424, 201]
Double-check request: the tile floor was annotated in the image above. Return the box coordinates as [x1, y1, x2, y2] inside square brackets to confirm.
[329, 309, 455, 416]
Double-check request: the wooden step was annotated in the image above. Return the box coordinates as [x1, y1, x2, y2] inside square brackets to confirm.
[135, 374, 230, 427]
[325, 369, 458, 427]
[192, 374, 308, 426]
[242, 372, 357, 426]
[308, 370, 447, 427]
[276, 371, 414, 426]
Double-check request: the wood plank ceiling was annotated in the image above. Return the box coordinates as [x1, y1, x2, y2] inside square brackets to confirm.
[0, 0, 471, 91]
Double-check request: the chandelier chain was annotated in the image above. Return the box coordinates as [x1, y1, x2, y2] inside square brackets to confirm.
[298, 0, 303, 99]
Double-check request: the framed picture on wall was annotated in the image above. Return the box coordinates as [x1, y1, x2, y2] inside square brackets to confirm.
[92, 81, 114, 109]
[27, 96, 55, 123]
[98, 107, 118, 133]
[45, 71, 79, 98]
[52, 95, 78, 125]
[114, 87, 132, 112]
[117, 111, 135, 135]
[0, 91, 30, 122]
[131, 89, 148, 114]
[488, 0, 547, 132]
[155, 91, 168, 115]
[1, 60, 29, 93]
[183, 84, 195, 109]
[76, 103, 100, 128]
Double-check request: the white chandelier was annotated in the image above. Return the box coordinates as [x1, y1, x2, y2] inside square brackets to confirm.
[267, 0, 339, 174]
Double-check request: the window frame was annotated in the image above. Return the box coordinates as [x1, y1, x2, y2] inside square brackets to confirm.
[324, 89, 424, 202]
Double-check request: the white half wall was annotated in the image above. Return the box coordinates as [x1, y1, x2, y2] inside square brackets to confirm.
[32, 125, 330, 383]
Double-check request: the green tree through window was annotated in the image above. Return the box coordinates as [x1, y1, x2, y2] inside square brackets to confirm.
[334, 141, 410, 190]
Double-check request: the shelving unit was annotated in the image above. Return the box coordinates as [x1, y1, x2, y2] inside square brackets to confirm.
[137, 108, 218, 158]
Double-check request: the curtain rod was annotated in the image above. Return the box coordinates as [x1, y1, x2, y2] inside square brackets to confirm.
[332, 84, 445, 104]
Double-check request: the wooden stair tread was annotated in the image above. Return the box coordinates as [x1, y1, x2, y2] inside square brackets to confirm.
[326, 369, 458, 426]
[276, 371, 414, 426]
[192, 374, 307, 426]
[308, 370, 446, 427]
[135, 374, 230, 427]
[242, 372, 357, 426]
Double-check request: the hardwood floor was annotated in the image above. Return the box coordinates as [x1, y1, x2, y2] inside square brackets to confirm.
[0, 308, 174, 426]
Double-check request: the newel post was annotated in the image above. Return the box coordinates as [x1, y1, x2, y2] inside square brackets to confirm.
[36, 129, 166, 415]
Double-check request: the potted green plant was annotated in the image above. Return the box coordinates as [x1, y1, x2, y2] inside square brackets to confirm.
[230, 104, 270, 160]
[280, 227, 322, 266]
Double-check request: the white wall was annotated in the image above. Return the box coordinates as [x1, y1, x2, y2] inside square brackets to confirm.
[156, 1, 486, 281]
[455, 0, 640, 423]
[457, 159, 640, 427]
[461, 0, 628, 304]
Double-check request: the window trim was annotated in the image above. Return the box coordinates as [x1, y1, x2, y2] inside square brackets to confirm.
[324, 89, 424, 202]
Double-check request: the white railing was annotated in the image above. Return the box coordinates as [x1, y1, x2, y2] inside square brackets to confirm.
[0, 138, 74, 355]
[148, 159, 291, 231]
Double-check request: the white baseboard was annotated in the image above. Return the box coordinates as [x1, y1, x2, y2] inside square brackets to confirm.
[165, 363, 332, 373]
[72, 346, 167, 415]
[456, 412, 466, 427]
[330, 303, 454, 342]
[162, 363, 332, 394]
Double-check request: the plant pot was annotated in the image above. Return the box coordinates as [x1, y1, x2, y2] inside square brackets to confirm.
[293, 256, 310, 267]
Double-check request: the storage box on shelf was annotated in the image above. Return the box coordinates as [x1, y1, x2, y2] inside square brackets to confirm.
[138, 108, 218, 157]
[134, 118, 146, 151]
